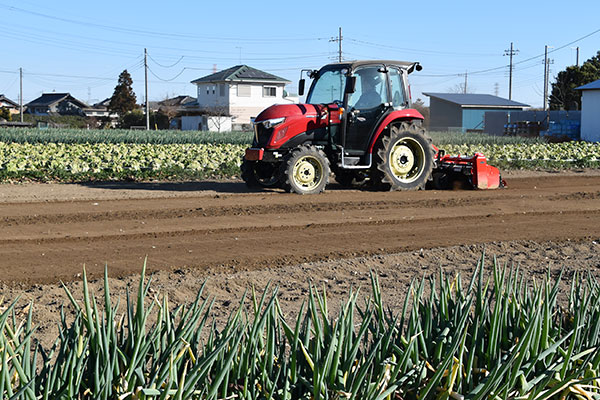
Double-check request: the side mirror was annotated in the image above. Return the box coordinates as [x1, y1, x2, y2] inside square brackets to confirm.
[298, 79, 305, 96]
[345, 76, 356, 94]
[416, 64, 423, 71]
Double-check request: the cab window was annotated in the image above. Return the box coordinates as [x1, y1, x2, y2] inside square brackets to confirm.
[347, 66, 388, 110]
[389, 68, 406, 108]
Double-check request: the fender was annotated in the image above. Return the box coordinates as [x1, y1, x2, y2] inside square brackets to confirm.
[367, 109, 424, 153]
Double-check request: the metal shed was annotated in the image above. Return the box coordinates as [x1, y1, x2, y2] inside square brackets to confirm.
[424, 93, 529, 132]
[577, 80, 600, 142]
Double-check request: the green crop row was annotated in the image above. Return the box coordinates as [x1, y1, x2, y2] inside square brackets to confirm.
[0, 128, 254, 145]
[2, 256, 600, 399]
[0, 141, 599, 182]
[0, 128, 543, 147]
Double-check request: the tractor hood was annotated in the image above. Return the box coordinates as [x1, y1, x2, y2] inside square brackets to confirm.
[254, 103, 330, 123]
[254, 103, 341, 149]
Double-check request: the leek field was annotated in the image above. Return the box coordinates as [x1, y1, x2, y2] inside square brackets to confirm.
[2, 257, 600, 399]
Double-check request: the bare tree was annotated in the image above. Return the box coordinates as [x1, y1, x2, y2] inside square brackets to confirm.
[447, 83, 475, 94]
[202, 105, 230, 133]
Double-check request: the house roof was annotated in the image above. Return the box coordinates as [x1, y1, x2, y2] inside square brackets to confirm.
[158, 95, 196, 107]
[26, 93, 89, 108]
[424, 93, 529, 108]
[94, 98, 112, 107]
[0, 94, 18, 107]
[191, 65, 290, 84]
[576, 79, 600, 90]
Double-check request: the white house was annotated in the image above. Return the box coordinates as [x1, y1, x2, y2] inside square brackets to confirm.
[577, 80, 600, 142]
[190, 65, 294, 127]
[0, 94, 19, 115]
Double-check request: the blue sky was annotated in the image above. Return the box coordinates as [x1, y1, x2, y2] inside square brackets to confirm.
[1, 0, 598, 108]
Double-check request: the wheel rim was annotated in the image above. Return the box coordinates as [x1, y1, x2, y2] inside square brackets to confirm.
[254, 163, 278, 186]
[389, 137, 425, 183]
[292, 155, 323, 191]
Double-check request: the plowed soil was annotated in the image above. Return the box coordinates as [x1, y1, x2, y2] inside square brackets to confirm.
[1, 171, 600, 284]
[1, 170, 600, 347]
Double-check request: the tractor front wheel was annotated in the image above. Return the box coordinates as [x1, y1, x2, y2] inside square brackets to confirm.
[241, 159, 280, 188]
[372, 122, 434, 190]
[281, 145, 330, 194]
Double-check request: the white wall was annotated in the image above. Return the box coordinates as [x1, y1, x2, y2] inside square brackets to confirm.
[581, 90, 600, 142]
[181, 115, 232, 132]
[196, 83, 229, 111]
[181, 116, 203, 131]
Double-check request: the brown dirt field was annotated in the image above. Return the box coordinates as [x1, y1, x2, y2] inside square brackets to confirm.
[0, 169, 599, 348]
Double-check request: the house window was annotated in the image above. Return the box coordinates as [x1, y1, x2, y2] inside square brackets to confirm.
[237, 84, 251, 97]
[263, 86, 277, 97]
[206, 85, 210, 95]
[219, 84, 225, 97]
[212, 85, 216, 95]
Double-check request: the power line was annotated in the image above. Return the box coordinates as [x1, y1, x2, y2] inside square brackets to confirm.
[413, 27, 600, 78]
[346, 37, 499, 57]
[0, 4, 329, 43]
[147, 66, 189, 82]
[147, 55, 185, 69]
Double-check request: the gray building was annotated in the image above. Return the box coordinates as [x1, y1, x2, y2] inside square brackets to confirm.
[424, 93, 529, 132]
[26, 93, 89, 116]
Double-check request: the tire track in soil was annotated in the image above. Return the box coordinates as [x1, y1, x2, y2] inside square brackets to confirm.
[0, 175, 599, 284]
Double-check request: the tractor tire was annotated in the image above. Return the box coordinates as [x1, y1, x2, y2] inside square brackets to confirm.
[241, 159, 280, 188]
[371, 122, 434, 191]
[280, 145, 330, 194]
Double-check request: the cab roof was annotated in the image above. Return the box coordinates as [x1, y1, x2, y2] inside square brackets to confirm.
[319, 60, 420, 73]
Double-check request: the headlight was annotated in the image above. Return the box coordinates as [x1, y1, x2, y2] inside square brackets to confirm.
[262, 117, 285, 129]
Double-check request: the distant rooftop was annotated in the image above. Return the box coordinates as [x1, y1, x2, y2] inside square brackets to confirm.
[26, 93, 89, 108]
[0, 94, 18, 107]
[424, 93, 529, 108]
[191, 65, 290, 84]
[576, 79, 600, 90]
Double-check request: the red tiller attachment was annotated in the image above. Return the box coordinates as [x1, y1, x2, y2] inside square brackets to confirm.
[432, 147, 505, 190]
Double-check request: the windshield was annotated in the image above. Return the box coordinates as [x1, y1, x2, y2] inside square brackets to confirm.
[306, 68, 347, 104]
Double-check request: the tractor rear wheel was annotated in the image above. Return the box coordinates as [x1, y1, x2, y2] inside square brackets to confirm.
[241, 159, 280, 188]
[281, 145, 330, 194]
[372, 122, 434, 191]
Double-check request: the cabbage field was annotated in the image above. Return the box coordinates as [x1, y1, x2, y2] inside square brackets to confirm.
[0, 129, 599, 182]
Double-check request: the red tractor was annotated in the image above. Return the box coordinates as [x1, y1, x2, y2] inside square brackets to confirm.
[242, 60, 502, 194]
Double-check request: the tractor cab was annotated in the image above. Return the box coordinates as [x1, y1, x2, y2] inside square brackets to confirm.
[300, 61, 422, 160]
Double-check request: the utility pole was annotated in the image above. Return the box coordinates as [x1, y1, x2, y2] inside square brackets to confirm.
[19, 68, 23, 123]
[464, 71, 468, 94]
[543, 45, 548, 111]
[543, 45, 554, 111]
[144, 48, 150, 130]
[330, 27, 343, 62]
[576, 46, 580, 67]
[503, 42, 519, 100]
[338, 27, 342, 62]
